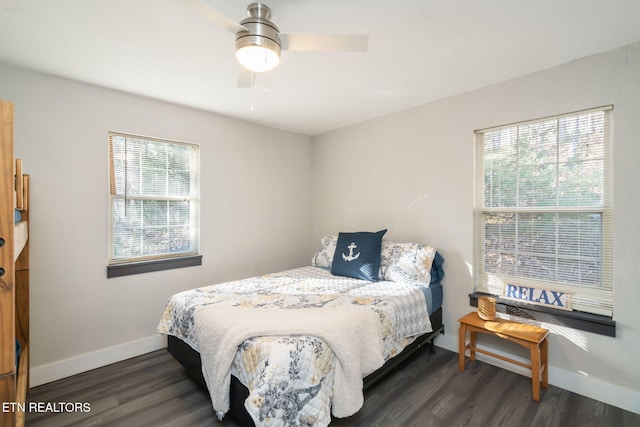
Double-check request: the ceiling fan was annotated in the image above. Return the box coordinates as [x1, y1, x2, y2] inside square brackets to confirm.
[178, 0, 369, 87]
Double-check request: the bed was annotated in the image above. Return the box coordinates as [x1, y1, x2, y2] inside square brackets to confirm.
[12, 159, 29, 261]
[1, 101, 30, 427]
[14, 211, 28, 261]
[158, 232, 444, 426]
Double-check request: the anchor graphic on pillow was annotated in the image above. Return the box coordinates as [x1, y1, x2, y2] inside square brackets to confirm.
[342, 242, 360, 262]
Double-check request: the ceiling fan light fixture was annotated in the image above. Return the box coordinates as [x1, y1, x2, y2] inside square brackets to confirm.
[234, 3, 281, 73]
[181, 1, 370, 87]
[236, 36, 281, 73]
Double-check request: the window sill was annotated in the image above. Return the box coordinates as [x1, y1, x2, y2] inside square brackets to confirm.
[107, 255, 202, 278]
[468, 292, 616, 337]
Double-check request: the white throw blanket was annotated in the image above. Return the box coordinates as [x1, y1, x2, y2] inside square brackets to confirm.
[194, 305, 385, 420]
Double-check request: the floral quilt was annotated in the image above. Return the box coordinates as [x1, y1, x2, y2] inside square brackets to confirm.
[157, 266, 433, 426]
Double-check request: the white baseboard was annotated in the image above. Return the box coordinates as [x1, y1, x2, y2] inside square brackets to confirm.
[29, 333, 640, 415]
[436, 334, 640, 415]
[30, 334, 167, 387]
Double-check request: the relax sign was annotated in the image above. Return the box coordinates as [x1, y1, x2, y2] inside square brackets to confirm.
[503, 284, 572, 311]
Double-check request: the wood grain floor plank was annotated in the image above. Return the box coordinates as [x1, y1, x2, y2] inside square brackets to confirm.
[25, 348, 639, 426]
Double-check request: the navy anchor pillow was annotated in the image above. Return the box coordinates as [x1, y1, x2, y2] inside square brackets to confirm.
[331, 229, 387, 281]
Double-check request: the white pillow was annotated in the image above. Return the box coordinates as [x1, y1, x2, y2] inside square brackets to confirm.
[380, 241, 436, 284]
[311, 235, 337, 268]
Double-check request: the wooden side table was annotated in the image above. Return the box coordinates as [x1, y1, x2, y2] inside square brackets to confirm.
[458, 311, 549, 401]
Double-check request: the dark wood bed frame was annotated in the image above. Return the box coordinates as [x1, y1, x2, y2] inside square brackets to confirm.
[167, 307, 444, 426]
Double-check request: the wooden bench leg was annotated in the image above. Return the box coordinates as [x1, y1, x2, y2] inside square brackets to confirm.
[530, 343, 541, 401]
[469, 331, 477, 362]
[458, 323, 466, 371]
[541, 338, 548, 389]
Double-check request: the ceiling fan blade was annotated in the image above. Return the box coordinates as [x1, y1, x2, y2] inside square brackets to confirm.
[280, 33, 369, 52]
[177, 0, 247, 34]
[236, 68, 256, 88]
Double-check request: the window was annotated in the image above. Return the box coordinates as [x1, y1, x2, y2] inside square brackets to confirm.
[474, 106, 613, 316]
[108, 132, 200, 275]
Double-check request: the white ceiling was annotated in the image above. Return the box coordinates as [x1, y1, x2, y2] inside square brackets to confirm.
[1, 0, 640, 136]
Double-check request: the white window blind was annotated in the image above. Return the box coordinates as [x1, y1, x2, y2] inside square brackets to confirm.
[108, 132, 200, 264]
[474, 106, 613, 316]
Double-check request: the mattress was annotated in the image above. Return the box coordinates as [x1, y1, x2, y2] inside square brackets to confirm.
[158, 266, 440, 426]
[14, 220, 28, 261]
[423, 282, 443, 315]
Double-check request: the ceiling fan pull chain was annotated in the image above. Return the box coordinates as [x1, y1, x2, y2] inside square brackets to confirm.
[250, 71, 256, 111]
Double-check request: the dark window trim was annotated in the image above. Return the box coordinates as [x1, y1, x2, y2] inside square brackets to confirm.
[107, 255, 202, 278]
[469, 292, 616, 337]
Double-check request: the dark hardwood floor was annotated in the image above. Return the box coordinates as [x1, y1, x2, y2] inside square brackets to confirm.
[25, 347, 639, 426]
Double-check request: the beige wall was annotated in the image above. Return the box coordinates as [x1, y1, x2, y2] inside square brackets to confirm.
[312, 42, 640, 413]
[0, 63, 313, 383]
